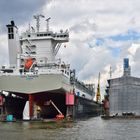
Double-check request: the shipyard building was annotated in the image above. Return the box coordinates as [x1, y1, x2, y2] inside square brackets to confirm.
[107, 58, 140, 116]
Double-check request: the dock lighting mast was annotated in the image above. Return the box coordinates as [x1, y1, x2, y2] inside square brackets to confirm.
[33, 14, 45, 32]
[96, 72, 101, 103]
[46, 17, 51, 32]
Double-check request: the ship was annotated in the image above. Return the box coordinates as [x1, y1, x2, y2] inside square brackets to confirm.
[0, 15, 100, 121]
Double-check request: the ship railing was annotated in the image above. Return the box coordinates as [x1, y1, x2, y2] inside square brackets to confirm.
[20, 31, 69, 41]
[0, 71, 21, 76]
[37, 67, 70, 77]
[74, 80, 94, 96]
[0, 63, 70, 77]
[37, 62, 70, 74]
[76, 90, 94, 100]
[38, 69, 62, 74]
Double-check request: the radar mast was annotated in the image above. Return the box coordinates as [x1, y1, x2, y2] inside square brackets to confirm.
[46, 17, 51, 32]
[33, 14, 45, 32]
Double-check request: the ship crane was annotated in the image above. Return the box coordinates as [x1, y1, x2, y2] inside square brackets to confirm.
[96, 72, 101, 103]
[33, 14, 45, 32]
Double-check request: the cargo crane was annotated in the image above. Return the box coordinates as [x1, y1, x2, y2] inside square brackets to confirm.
[96, 72, 101, 103]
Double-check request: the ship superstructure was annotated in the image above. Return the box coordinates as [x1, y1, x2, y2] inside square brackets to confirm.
[0, 15, 99, 120]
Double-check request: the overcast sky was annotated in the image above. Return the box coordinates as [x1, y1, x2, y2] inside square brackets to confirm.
[1, 0, 140, 95]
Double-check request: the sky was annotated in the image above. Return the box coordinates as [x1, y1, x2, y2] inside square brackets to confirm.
[1, 0, 140, 96]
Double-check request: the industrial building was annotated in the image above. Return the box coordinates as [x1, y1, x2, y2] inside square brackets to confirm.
[107, 58, 140, 116]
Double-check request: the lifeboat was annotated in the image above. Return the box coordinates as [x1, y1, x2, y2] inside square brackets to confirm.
[24, 58, 33, 70]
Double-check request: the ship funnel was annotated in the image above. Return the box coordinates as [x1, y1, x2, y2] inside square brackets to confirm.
[6, 21, 20, 68]
[123, 58, 131, 76]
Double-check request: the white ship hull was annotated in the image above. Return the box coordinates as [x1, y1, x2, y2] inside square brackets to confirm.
[0, 73, 72, 94]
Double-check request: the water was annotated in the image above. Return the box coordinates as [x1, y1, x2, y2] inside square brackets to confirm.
[0, 117, 140, 140]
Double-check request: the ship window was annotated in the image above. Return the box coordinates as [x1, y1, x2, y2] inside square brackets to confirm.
[31, 52, 36, 54]
[11, 28, 13, 33]
[8, 28, 13, 33]
[8, 28, 10, 33]
[8, 34, 14, 39]
[28, 35, 30, 37]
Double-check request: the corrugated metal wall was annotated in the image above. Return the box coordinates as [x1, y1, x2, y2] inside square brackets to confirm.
[109, 77, 140, 116]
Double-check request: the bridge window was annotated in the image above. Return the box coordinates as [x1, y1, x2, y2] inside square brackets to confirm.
[8, 34, 14, 39]
[8, 27, 13, 33]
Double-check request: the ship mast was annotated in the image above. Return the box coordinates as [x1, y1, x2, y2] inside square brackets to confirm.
[33, 14, 45, 32]
[46, 17, 51, 32]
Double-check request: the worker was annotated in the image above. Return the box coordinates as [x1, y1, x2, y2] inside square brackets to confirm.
[34, 104, 41, 119]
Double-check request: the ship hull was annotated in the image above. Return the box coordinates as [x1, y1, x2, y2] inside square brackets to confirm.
[0, 73, 71, 94]
[0, 74, 100, 120]
[74, 97, 101, 118]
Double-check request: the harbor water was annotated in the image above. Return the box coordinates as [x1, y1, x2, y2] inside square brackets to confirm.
[0, 116, 140, 140]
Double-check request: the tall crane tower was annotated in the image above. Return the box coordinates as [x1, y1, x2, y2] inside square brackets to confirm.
[96, 72, 101, 103]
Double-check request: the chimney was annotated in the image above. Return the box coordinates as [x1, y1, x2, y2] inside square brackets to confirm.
[6, 21, 20, 68]
[123, 58, 131, 77]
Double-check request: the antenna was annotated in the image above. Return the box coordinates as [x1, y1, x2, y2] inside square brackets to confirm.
[33, 14, 45, 32]
[45, 17, 51, 32]
[31, 26, 35, 33]
[28, 23, 31, 33]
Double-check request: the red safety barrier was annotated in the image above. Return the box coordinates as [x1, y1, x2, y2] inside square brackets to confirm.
[66, 92, 74, 105]
[0, 96, 3, 106]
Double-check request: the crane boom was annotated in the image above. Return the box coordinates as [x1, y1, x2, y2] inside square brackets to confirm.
[49, 100, 63, 115]
[96, 72, 101, 103]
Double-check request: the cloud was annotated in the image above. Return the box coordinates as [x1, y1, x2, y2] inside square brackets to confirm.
[1, 0, 140, 98]
[0, 0, 47, 33]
